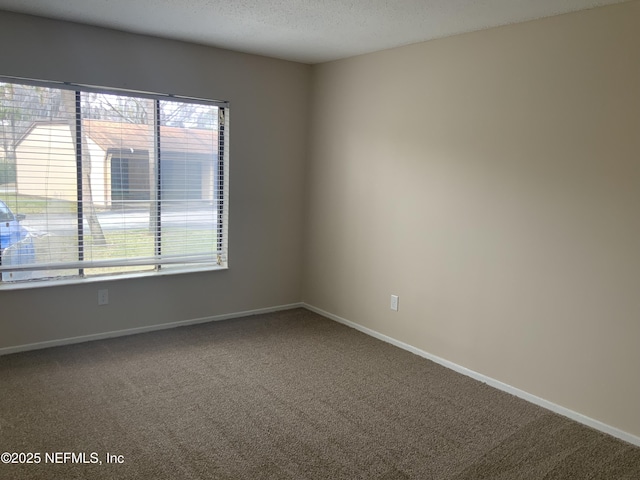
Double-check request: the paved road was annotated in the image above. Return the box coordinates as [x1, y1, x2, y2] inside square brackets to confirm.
[23, 208, 218, 235]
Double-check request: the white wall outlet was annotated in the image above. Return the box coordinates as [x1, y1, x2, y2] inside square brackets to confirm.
[390, 294, 399, 311]
[98, 289, 109, 306]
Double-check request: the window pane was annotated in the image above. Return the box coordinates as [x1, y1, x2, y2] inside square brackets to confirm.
[0, 83, 78, 280]
[158, 101, 219, 268]
[81, 92, 156, 276]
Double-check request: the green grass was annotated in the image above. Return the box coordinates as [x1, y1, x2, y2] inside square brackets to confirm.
[31, 227, 218, 277]
[1, 194, 77, 215]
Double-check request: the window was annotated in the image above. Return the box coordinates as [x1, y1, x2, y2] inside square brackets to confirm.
[0, 77, 229, 284]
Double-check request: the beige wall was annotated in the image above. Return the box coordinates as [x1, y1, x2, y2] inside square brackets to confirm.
[0, 12, 310, 346]
[304, 1, 640, 437]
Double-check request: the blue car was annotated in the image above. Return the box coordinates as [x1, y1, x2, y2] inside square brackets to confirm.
[0, 199, 35, 281]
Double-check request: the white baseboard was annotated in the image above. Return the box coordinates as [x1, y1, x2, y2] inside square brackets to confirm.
[302, 303, 640, 448]
[0, 302, 304, 357]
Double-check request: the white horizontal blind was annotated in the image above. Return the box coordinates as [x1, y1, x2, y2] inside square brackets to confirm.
[0, 78, 228, 283]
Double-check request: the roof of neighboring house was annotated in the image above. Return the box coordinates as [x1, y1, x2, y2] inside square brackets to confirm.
[18, 120, 218, 155]
[85, 120, 217, 155]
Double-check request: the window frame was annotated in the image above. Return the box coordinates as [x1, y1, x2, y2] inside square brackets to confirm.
[0, 75, 229, 288]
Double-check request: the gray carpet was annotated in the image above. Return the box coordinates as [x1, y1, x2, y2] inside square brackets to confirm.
[1, 308, 639, 479]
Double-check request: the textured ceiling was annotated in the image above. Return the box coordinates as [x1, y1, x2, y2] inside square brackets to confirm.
[0, 0, 630, 64]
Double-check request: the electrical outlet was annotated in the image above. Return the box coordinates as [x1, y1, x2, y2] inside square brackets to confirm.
[390, 294, 399, 311]
[98, 289, 109, 306]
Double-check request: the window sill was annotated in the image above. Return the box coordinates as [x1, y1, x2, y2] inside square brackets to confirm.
[0, 264, 228, 290]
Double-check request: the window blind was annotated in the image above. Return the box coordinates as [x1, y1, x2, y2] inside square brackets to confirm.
[0, 77, 229, 283]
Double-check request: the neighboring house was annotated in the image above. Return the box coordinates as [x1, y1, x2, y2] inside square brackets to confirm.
[15, 120, 217, 208]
